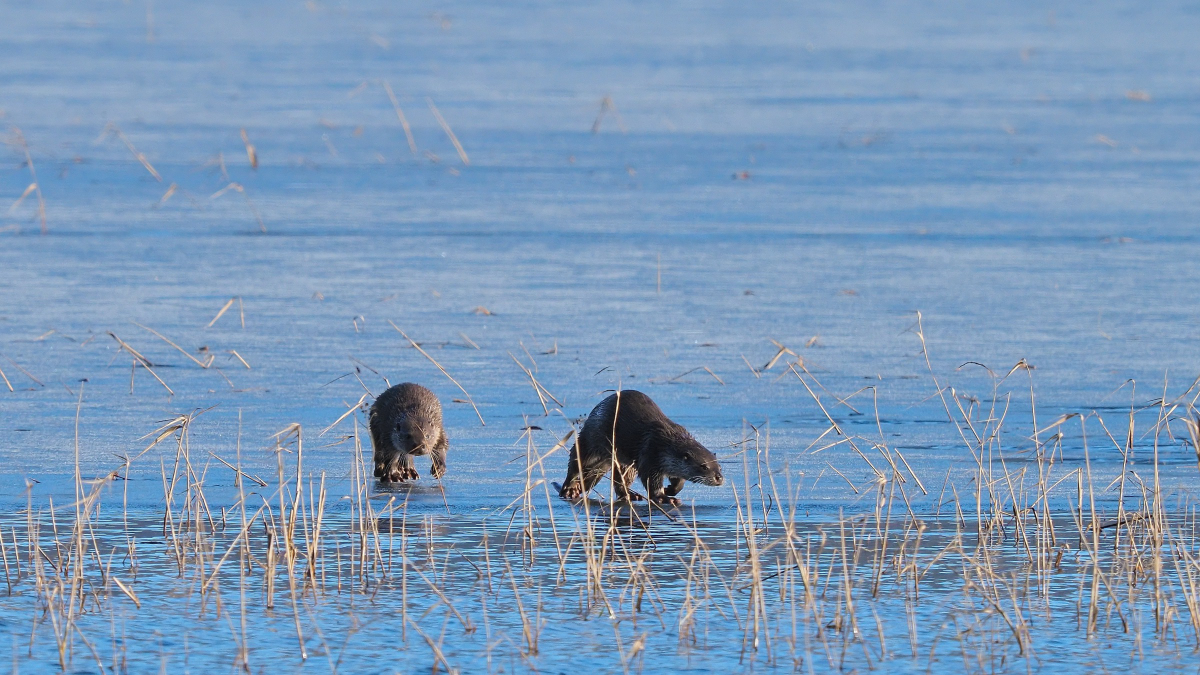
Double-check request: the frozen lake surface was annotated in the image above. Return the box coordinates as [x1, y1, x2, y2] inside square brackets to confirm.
[3, 1, 1200, 672]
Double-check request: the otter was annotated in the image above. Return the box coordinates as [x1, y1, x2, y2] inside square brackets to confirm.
[558, 390, 724, 506]
[369, 383, 448, 482]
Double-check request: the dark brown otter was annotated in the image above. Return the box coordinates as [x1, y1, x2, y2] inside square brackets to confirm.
[559, 390, 724, 506]
[369, 383, 448, 482]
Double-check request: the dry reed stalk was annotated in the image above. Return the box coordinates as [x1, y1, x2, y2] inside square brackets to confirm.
[790, 365, 883, 481]
[212, 449, 268, 480]
[206, 296, 245, 328]
[100, 123, 161, 181]
[133, 323, 214, 368]
[510, 352, 563, 414]
[107, 332, 174, 396]
[0, 527, 12, 594]
[426, 98, 469, 165]
[390, 322, 485, 425]
[319, 393, 370, 437]
[762, 340, 797, 371]
[157, 182, 178, 206]
[199, 501, 272, 595]
[730, 451, 773, 660]
[1151, 380, 1169, 634]
[654, 366, 725, 385]
[503, 557, 542, 656]
[741, 355, 761, 378]
[305, 473, 326, 587]
[1, 355, 43, 387]
[240, 129, 258, 169]
[913, 313, 979, 456]
[7, 127, 46, 233]
[228, 350, 250, 369]
[568, 459, 615, 618]
[591, 96, 627, 134]
[270, 423, 309, 659]
[406, 616, 458, 674]
[210, 182, 266, 232]
[8, 182, 35, 214]
[381, 80, 418, 156]
[533, 445, 567, 575]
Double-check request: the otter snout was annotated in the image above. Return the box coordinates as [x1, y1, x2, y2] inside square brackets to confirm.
[707, 463, 725, 487]
[392, 422, 431, 456]
[692, 459, 723, 487]
[408, 438, 429, 456]
[677, 440, 724, 487]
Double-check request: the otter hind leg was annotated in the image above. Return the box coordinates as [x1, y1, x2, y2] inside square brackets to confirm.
[561, 472, 607, 500]
[613, 464, 645, 501]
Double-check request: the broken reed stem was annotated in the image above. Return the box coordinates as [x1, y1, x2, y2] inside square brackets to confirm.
[0, 362, 12, 392]
[1, 355, 43, 387]
[389, 321, 484, 425]
[240, 129, 258, 169]
[206, 297, 242, 328]
[509, 352, 563, 414]
[101, 123, 161, 181]
[382, 80, 418, 156]
[107, 332, 174, 396]
[591, 96, 627, 134]
[9, 126, 47, 233]
[210, 183, 266, 233]
[133, 323, 214, 368]
[426, 98, 469, 165]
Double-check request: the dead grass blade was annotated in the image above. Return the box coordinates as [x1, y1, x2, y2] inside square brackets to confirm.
[426, 98, 469, 165]
[390, 322, 484, 426]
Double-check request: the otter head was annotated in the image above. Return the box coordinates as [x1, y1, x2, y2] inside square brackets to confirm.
[659, 428, 724, 487]
[391, 413, 439, 457]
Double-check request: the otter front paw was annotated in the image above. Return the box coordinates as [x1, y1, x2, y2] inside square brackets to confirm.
[652, 495, 681, 507]
[621, 491, 646, 502]
[664, 478, 685, 497]
[430, 462, 446, 479]
[385, 465, 420, 482]
[559, 483, 584, 501]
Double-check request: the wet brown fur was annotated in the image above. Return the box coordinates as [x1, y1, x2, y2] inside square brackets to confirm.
[369, 383, 448, 482]
[559, 390, 723, 505]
